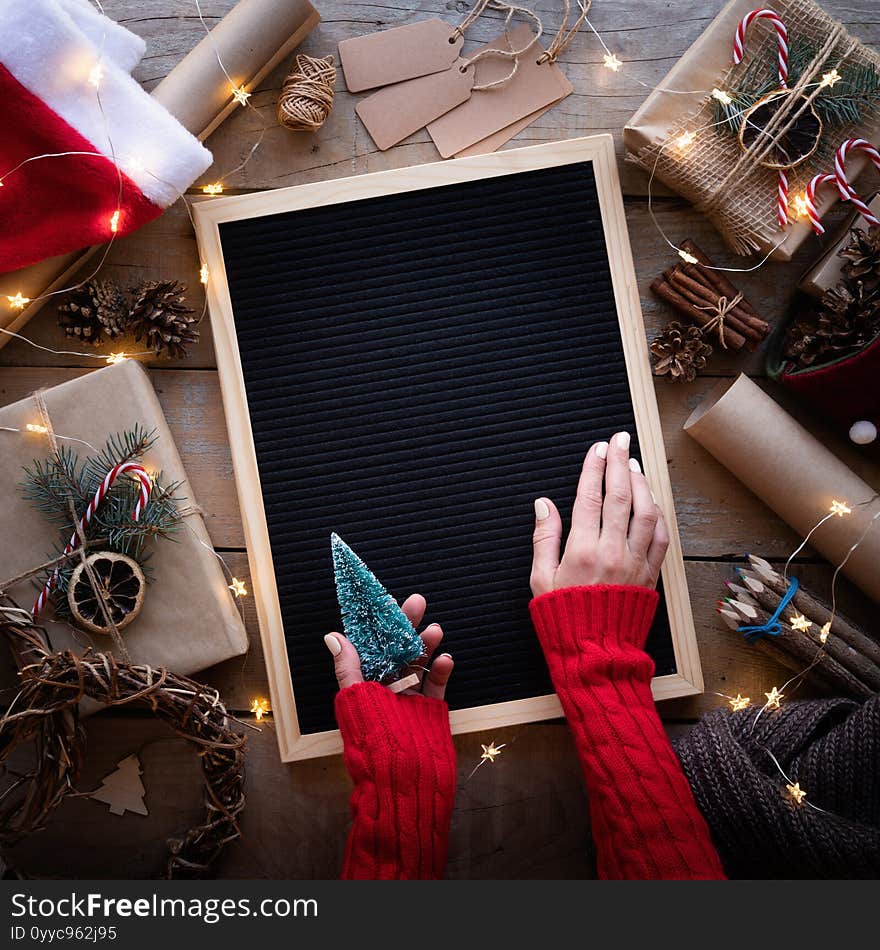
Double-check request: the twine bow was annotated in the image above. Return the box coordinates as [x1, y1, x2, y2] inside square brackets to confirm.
[696, 292, 743, 349]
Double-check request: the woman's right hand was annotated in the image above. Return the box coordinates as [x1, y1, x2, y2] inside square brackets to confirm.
[530, 431, 669, 597]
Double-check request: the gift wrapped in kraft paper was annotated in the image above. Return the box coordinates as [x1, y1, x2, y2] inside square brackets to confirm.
[0, 360, 248, 672]
[684, 374, 880, 602]
[624, 0, 880, 260]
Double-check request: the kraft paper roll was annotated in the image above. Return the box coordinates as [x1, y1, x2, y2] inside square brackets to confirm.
[685, 374, 880, 602]
[0, 0, 319, 347]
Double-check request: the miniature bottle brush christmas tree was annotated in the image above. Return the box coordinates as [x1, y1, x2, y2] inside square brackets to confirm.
[330, 533, 422, 681]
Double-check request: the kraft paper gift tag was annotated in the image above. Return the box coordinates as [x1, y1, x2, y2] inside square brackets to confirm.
[339, 18, 464, 93]
[428, 24, 571, 158]
[356, 59, 475, 151]
[455, 101, 560, 158]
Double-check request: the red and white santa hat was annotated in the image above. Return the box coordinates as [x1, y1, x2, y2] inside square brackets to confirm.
[0, 0, 212, 274]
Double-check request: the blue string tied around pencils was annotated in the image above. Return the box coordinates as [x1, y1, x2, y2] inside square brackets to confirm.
[737, 576, 799, 642]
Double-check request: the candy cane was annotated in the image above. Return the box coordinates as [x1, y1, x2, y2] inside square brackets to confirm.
[733, 8, 789, 86]
[32, 462, 152, 619]
[804, 172, 837, 234]
[834, 138, 880, 226]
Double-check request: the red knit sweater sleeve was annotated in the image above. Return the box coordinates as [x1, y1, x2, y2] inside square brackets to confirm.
[530, 585, 726, 880]
[335, 681, 456, 879]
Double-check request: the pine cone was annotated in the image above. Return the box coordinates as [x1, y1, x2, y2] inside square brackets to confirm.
[839, 227, 880, 297]
[128, 280, 199, 359]
[57, 279, 127, 345]
[650, 321, 713, 382]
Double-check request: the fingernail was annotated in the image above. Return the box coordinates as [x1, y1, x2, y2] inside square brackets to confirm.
[616, 431, 630, 451]
[628, 458, 641, 474]
[439, 653, 452, 659]
[595, 441, 609, 460]
[324, 633, 341, 656]
[534, 498, 550, 521]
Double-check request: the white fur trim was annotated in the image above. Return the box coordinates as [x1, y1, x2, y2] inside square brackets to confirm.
[60, 0, 146, 73]
[0, 0, 212, 207]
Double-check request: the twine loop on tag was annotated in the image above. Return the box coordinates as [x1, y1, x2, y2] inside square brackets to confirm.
[696, 292, 743, 349]
[278, 54, 336, 132]
[538, 0, 592, 65]
[459, 1, 543, 91]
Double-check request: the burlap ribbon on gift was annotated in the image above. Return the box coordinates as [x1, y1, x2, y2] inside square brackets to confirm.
[628, 0, 880, 255]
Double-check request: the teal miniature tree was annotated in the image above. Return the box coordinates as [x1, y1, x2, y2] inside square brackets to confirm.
[331, 533, 423, 681]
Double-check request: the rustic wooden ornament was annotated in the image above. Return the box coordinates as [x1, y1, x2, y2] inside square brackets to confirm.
[90, 754, 148, 817]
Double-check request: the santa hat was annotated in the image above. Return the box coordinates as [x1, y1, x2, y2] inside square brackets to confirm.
[0, 0, 212, 274]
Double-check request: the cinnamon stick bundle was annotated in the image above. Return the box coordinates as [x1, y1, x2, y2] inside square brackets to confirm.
[651, 240, 770, 352]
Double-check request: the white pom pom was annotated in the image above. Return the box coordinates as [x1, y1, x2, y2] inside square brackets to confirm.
[849, 420, 877, 445]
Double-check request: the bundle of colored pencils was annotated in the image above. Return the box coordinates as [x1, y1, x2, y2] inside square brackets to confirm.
[718, 554, 880, 699]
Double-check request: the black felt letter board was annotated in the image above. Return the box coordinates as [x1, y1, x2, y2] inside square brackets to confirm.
[219, 161, 675, 735]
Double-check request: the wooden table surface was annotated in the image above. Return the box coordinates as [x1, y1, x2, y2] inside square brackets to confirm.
[4, 0, 879, 879]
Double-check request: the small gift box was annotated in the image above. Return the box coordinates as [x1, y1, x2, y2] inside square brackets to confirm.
[0, 360, 248, 672]
[624, 0, 880, 260]
[800, 193, 880, 296]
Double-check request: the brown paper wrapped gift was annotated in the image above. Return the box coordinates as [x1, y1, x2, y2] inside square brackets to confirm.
[0, 360, 248, 672]
[624, 0, 880, 261]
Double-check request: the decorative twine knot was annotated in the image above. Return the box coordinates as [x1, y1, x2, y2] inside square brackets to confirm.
[696, 292, 743, 349]
[277, 53, 336, 133]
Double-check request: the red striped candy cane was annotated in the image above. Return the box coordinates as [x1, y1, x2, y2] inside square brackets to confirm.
[803, 173, 837, 234]
[32, 462, 152, 619]
[834, 138, 880, 226]
[776, 168, 790, 229]
[733, 8, 789, 85]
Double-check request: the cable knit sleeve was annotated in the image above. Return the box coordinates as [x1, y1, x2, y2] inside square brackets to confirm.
[530, 585, 726, 880]
[335, 681, 456, 879]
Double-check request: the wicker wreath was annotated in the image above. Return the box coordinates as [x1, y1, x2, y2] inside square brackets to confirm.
[0, 602, 246, 879]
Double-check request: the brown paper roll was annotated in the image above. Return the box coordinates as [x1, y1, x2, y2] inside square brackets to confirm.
[0, 0, 319, 347]
[684, 374, 880, 602]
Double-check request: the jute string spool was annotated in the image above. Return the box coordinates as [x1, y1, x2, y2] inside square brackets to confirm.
[278, 53, 336, 132]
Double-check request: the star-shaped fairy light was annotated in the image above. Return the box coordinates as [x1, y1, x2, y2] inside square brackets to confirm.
[675, 130, 697, 150]
[765, 686, 784, 709]
[231, 84, 251, 106]
[829, 499, 851, 517]
[228, 577, 248, 597]
[250, 697, 270, 721]
[786, 782, 807, 805]
[712, 87, 733, 105]
[202, 182, 224, 195]
[789, 613, 812, 633]
[105, 352, 127, 364]
[793, 193, 810, 218]
[819, 622, 831, 644]
[7, 292, 30, 309]
[821, 68, 841, 88]
[729, 693, 751, 712]
[678, 248, 699, 264]
[481, 741, 506, 764]
[603, 52, 622, 72]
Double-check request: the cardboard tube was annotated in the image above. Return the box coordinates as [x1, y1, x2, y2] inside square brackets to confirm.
[684, 374, 880, 602]
[0, 0, 319, 348]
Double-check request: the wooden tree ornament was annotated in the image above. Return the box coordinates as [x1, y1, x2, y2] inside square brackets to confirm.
[90, 754, 148, 817]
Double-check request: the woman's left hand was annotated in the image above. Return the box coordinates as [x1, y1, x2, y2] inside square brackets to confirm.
[325, 593, 454, 699]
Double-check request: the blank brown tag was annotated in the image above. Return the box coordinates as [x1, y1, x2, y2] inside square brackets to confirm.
[455, 97, 570, 158]
[428, 25, 571, 158]
[356, 60, 475, 151]
[339, 18, 464, 93]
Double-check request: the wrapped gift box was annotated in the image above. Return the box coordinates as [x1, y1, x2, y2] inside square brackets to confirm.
[624, 0, 880, 260]
[0, 360, 248, 672]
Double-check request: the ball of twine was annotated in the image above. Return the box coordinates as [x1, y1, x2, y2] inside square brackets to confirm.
[277, 53, 336, 133]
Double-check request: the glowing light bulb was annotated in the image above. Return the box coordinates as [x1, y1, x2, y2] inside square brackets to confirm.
[7, 292, 30, 309]
[109, 209, 120, 233]
[200, 263, 210, 285]
[231, 84, 251, 106]
[729, 693, 751, 712]
[603, 53, 622, 72]
[229, 577, 248, 597]
[25, 423, 49, 434]
[789, 613, 812, 633]
[675, 130, 697, 151]
[819, 622, 831, 644]
[250, 697, 270, 721]
[88, 63, 103, 87]
[786, 782, 807, 805]
[764, 686, 784, 709]
[712, 88, 733, 105]
[202, 182, 224, 195]
[793, 193, 810, 218]
[480, 741, 506, 763]
[829, 499, 851, 517]
[678, 248, 699, 265]
[105, 352, 127, 365]
[821, 69, 841, 88]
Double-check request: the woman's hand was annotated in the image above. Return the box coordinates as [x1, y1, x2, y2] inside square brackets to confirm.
[325, 594, 454, 699]
[530, 431, 669, 596]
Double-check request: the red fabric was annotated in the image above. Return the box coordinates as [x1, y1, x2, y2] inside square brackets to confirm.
[335, 681, 456, 879]
[530, 585, 726, 880]
[0, 63, 160, 273]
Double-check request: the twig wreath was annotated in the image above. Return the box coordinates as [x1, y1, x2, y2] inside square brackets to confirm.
[0, 602, 246, 879]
